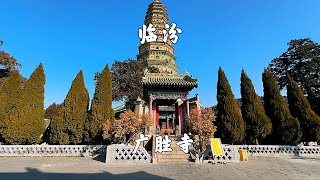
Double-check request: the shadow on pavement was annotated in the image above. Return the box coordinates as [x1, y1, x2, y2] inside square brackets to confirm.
[0, 167, 171, 180]
[92, 154, 106, 163]
[290, 157, 320, 160]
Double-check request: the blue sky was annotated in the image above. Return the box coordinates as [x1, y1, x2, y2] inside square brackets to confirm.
[1, 0, 320, 108]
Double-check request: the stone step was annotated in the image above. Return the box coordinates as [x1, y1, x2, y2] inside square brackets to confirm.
[170, 147, 183, 152]
[170, 142, 184, 149]
[157, 158, 190, 163]
[155, 150, 182, 154]
[157, 154, 189, 159]
[155, 142, 183, 152]
[154, 135, 193, 163]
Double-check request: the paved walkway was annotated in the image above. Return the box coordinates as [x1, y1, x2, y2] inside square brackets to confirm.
[0, 156, 320, 180]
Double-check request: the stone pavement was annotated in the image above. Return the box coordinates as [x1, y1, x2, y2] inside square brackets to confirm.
[0, 156, 320, 180]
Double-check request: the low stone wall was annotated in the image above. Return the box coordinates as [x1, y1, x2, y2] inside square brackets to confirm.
[105, 144, 151, 164]
[2, 144, 318, 162]
[0, 145, 106, 157]
[202, 145, 240, 163]
[237, 145, 320, 157]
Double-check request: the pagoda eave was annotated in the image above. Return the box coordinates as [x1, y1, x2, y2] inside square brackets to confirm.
[142, 72, 198, 91]
[143, 83, 198, 89]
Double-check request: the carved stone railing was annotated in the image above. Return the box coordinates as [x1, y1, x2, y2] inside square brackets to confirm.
[4, 144, 317, 162]
[237, 145, 320, 157]
[202, 145, 240, 163]
[0, 145, 106, 157]
[106, 144, 151, 163]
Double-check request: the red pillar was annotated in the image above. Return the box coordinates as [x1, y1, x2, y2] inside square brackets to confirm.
[152, 101, 157, 127]
[178, 106, 183, 133]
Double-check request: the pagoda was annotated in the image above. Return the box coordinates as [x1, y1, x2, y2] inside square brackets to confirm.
[135, 0, 198, 135]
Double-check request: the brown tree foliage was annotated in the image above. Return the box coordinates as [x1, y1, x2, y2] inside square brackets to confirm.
[102, 110, 153, 143]
[112, 110, 152, 136]
[188, 108, 216, 151]
[140, 113, 153, 129]
[0, 51, 22, 89]
[45, 103, 62, 120]
[112, 110, 140, 137]
[0, 51, 21, 71]
[102, 121, 113, 140]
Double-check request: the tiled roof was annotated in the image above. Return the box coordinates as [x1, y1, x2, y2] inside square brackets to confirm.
[142, 73, 198, 88]
[113, 104, 126, 114]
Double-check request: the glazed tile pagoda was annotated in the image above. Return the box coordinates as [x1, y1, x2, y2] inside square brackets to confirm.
[136, 0, 198, 135]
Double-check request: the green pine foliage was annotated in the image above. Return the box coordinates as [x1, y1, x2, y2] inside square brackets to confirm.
[240, 70, 272, 144]
[84, 64, 114, 144]
[287, 75, 320, 143]
[50, 70, 89, 145]
[0, 71, 24, 143]
[16, 64, 45, 144]
[268, 38, 320, 116]
[49, 113, 69, 145]
[262, 70, 301, 145]
[216, 67, 245, 144]
[1, 64, 45, 144]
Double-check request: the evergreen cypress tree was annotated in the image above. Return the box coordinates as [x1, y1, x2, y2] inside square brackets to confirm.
[2, 64, 45, 144]
[19, 64, 45, 144]
[0, 71, 24, 143]
[49, 112, 69, 145]
[216, 67, 245, 144]
[84, 64, 114, 144]
[50, 70, 89, 144]
[287, 75, 320, 143]
[262, 70, 301, 145]
[240, 70, 272, 144]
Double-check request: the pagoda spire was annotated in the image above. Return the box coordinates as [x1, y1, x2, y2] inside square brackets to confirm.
[137, 0, 179, 74]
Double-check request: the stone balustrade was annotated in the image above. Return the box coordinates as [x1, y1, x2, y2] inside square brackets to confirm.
[237, 145, 320, 157]
[0, 145, 106, 157]
[105, 144, 151, 164]
[2, 144, 319, 163]
[202, 145, 240, 163]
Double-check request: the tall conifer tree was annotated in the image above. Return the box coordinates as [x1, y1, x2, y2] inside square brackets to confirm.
[1, 64, 45, 144]
[18, 64, 45, 144]
[262, 70, 301, 145]
[49, 112, 69, 144]
[240, 70, 272, 144]
[0, 71, 24, 143]
[50, 70, 89, 144]
[84, 64, 114, 144]
[216, 67, 245, 144]
[287, 75, 320, 143]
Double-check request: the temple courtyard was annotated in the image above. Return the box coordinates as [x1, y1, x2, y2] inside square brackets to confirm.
[0, 156, 319, 180]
